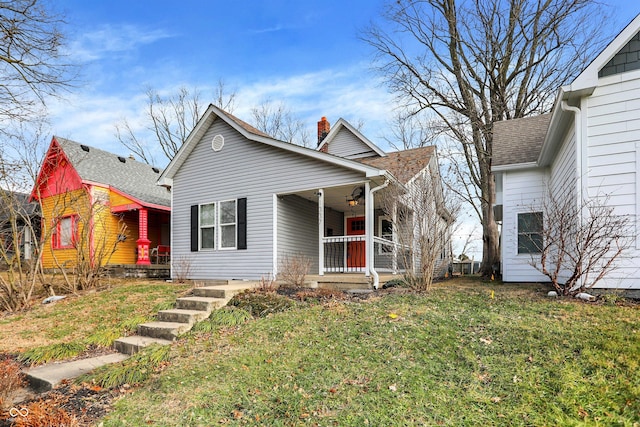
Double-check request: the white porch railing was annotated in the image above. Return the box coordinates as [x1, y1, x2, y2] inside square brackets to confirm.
[322, 235, 365, 273]
[322, 235, 413, 274]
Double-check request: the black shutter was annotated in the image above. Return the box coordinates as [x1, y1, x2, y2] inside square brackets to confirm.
[237, 198, 247, 250]
[190, 205, 199, 252]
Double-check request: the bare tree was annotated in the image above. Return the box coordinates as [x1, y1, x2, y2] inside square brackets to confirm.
[251, 99, 312, 147]
[364, 0, 606, 275]
[378, 168, 454, 291]
[0, 0, 73, 132]
[0, 124, 50, 312]
[525, 190, 632, 297]
[115, 81, 237, 165]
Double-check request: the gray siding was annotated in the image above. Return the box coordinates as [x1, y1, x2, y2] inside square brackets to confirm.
[172, 118, 366, 280]
[599, 31, 640, 77]
[327, 128, 378, 159]
[277, 195, 319, 272]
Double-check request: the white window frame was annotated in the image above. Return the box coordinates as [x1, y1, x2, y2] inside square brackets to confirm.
[199, 202, 216, 250]
[218, 199, 237, 250]
[517, 211, 543, 255]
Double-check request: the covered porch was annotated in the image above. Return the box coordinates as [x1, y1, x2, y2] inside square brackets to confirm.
[275, 180, 415, 287]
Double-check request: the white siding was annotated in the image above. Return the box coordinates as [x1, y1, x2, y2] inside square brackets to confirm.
[583, 70, 640, 288]
[326, 128, 378, 159]
[501, 169, 549, 282]
[172, 119, 366, 280]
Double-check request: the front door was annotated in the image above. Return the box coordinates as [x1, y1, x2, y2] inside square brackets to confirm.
[346, 216, 365, 268]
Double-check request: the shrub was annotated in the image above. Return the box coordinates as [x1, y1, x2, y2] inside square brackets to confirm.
[278, 254, 311, 287]
[13, 399, 79, 427]
[0, 358, 25, 410]
[228, 291, 296, 317]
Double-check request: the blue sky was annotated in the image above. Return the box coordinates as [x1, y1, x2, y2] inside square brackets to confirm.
[47, 1, 639, 258]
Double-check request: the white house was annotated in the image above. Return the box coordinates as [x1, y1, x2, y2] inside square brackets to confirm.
[493, 14, 640, 291]
[158, 106, 452, 288]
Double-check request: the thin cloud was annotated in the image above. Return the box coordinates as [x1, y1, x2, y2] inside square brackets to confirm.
[67, 24, 175, 62]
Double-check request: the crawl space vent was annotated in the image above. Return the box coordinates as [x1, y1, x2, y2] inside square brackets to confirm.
[211, 134, 224, 152]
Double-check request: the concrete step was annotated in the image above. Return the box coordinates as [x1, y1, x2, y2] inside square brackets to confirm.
[193, 283, 253, 299]
[137, 321, 192, 341]
[25, 353, 129, 392]
[157, 308, 210, 324]
[175, 296, 226, 312]
[318, 281, 373, 291]
[113, 335, 173, 355]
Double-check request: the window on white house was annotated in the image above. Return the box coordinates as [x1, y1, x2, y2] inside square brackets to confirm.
[518, 212, 543, 254]
[378, 216, 394, 253]
[200, 203, 216, 249]
[219, 199, 237, 249]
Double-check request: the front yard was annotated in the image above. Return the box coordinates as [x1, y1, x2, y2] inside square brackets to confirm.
[1, 278, 638, 426]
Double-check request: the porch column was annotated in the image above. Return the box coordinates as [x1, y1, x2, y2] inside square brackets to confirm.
[392, 200, 398, 274]
[318, 188, 324, 275]
[136, 208, 151, 265]
[364, 181, 371, 277]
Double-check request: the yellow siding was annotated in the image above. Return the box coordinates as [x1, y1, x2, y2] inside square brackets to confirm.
[110, 191, 135, 208]
[40, 189, 90, 269]
[41, 188, 144, 268]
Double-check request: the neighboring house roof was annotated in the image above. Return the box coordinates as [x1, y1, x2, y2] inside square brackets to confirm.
[55, 137, 170, 207]
[0, 190, 40, 223]
[492, 114, 551, 168]
[359, 146, 436, 184]
[317, 118, 387, 158]
[159, 105, 388, 187]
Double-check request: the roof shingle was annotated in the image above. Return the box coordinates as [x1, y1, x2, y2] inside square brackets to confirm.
[492, 114, 551, 167]
[56, 137, 170, 207]
[358, 146, 436, 183]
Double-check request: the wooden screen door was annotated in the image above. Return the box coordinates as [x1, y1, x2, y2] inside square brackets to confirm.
[346, 216, 366, 268]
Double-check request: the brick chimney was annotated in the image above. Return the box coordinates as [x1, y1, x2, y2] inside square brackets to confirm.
[317, 116, 330, 146]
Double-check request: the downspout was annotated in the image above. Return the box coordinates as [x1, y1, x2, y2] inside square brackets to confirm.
[560, 100, 583, 290]
[368, 178, 390, 289]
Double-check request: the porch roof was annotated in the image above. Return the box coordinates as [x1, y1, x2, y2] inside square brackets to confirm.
[358, 146, 436, 184]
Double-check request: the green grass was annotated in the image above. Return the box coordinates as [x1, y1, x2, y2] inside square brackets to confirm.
[1, 280, 190, 361]
[100, 280, 640, 426]
[79, 344, 172, 388]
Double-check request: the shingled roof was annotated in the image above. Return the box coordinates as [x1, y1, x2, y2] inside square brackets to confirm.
[492, 114, 551, 167]
[56, 137, 170, 207]
[358, 146, 436, 184]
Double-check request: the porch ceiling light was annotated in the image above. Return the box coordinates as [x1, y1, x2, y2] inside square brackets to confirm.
[347, 196, 358, 206]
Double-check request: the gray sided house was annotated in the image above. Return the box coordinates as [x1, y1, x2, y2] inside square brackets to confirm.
[492, 14, 640, 291]
[159, 106, 452, 287]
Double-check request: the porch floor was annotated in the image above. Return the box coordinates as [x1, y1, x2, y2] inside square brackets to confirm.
[306, 273, 401, 290]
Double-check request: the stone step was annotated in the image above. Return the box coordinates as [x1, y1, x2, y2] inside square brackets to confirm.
[157, 308, 210, 324]
[25, 353, 129, 392]
[192, 284, 251, 299]
[113, 335, 174, 355]
[175, 296, 226, 312]
[137, 321, 192, 341]
[192, 286, 228, 298]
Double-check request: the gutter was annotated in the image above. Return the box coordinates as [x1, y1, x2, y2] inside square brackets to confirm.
[560, 100, 584, 290]
[368, 178, 390, 290]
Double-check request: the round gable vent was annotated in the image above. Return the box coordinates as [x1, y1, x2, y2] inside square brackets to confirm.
[211, 134, 225, 152]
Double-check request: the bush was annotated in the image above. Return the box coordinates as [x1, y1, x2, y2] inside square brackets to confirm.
[278, 254, 311, 287]
[13, 399, 79, 427]
[0, 358, 25, 410]
[228, 291, 296, 317]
